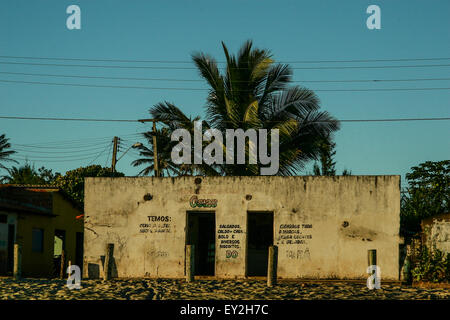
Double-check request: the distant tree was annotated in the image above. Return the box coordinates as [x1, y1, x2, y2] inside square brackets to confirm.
[2, 164, 59, 184]
[53, 165, 124, 205]
[37, 166, 61, 184]
[342, 168, 352, 176]
[313, 137, 337, 176]
[0, 133, 17, 171]
[312, 136, 352, 176]
[400, 160, 450, 238]
[2, 164, 43, 184]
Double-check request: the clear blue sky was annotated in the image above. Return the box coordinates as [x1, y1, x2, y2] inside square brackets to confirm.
[0, 0, 449, 186]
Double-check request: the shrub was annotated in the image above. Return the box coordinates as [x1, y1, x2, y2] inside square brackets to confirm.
[411, 246, 450, 283]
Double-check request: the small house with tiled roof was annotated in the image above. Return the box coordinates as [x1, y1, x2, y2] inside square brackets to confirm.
[0, 185, 83, 277]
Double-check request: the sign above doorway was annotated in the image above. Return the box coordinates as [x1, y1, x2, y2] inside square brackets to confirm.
[189, 195, 218, 208]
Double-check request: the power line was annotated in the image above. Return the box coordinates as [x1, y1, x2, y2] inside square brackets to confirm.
[13, 133, 142, 149]
[316, 88, 450, 92]
[16, 136, 113, 145]
[0, 115, 137, 122]
[0, 79, 201, 90]
[104, 141, 113, 167]
[15, 139, 112, 146]
[14, 155, 106, 163]
[15, 144, 111, 151]
[1, 79, 450, 92]
[0, 61, 195, 69]
[15, 132, 139, 148]
[333, 117, 450, 122]
[1, 60, 450, 70]
[15, 140, 114, 149]
[14, 141, 111, 153]
[14, 145, 111, 154]
[119, 143, 142, 159]
[1, 54, 450, 64]
[87, 143, 111, 166]
[15, 134, 140, 147]
[1, 71, 449, 84]
[15, 150, 107, 159]
[14, 142, 127, 162]
[0, 115, 449, 123]
[293, 78, 450, 83]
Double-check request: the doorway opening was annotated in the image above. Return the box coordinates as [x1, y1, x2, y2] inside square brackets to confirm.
[7, 224, 15, 273]
[75, 232, 84, 273]
[186, 211, 215, 276]
[53, 229, 66, 277]
[246, 211, 274, 276]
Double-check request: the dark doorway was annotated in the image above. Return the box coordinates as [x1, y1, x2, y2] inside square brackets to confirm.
[247, 211, 274, 276]
[7, 224, 15, 273]
[186, 211, 215, 276]
[75, 232, 84, 273]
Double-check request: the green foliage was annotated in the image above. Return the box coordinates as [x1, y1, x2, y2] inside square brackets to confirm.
[0, 133, 17, 171]
[2, 163, 59, 185]
[313, 137, 336, 176]
[132, 128, 194, 177]
[401, 160, 449, 236]
[53, 165, 124, 205]
[342, 168, 352, 176]
[411, 246, 450, 283]
[37, 166, 60, 184]
[312, 137, 352, 176]
[145, 40, 340, 176]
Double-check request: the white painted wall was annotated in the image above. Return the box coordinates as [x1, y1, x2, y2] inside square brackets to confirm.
[84, 176, 401, 280]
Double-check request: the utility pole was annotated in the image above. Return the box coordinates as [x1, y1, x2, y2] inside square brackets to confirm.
[138, 119, 159, 177]
[111, 136, 119, 173]
[152, 121, 159, 177]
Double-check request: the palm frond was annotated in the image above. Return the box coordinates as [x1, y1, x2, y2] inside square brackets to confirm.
[144, 41, 340, 176]
[0, 134, 18, 166]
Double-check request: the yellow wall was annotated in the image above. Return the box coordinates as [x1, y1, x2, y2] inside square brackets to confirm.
[16, 214, 55, 278]
[52, 193, 84, 267]
[16, 192, 83, 278]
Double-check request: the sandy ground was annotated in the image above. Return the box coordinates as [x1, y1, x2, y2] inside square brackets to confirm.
[0, 278, 449, 300]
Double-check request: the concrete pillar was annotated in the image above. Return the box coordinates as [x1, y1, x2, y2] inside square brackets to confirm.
[401, 245, 412, 283]
[267, 245, 278, 287]
[13, 243, 21, 280]
[104, 243, 114, 281]
[67, 260, 72, 278]
[186, 245, 195, 282]
[368, 249, 377, 266]
[60, 250, 65, 279]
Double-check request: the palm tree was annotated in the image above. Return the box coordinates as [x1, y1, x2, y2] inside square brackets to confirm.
[0, 133, 17, 174]
[145, 40, 340, 176]
[132, 111, 222, 177]
[131, 128, 186, 176]
[2, 163, 45, 184]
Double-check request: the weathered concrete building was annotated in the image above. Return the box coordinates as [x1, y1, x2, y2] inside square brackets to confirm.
[83, 176, 401, 280]
[421, 213, 450, 254]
